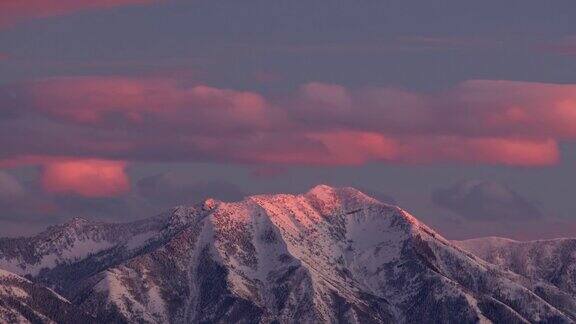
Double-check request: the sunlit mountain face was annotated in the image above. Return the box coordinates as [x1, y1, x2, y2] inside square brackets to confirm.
[2, 1, 576, 322]
[1, 186, 576, 323]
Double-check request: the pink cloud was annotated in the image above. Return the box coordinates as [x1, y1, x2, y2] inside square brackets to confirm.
[237, 131, 398, 166]
[0, 76, 574, 168]
[26, 76, 276, 134]
[0, 0, 163, 28]
[398, 137, 559, 166]
[306, 131, 399, 165]
[0, 156, 77, 169]
[444, 80, 576, 139]
[292, 80, 576, 140]
[241, 133, 558, 167]
[41, 159, 130, 197]
[539, 36, 576, 56]
[0, 156, 130, 197]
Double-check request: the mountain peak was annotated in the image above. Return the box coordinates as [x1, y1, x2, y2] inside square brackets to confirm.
[307, 184, 372, 200]
[43, 216, 92, 235]
[305, 184, 381, 211]
[2, 186, 576, 323]
[66, 216, 90, 226]
[202, 197, 220, 210]
[307, 183, 336, 194]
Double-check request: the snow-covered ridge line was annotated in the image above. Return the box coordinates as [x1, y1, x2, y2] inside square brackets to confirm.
[456, 235, 576, 244]
[1, 184, 576, 323]
[0, 205, 205, 276]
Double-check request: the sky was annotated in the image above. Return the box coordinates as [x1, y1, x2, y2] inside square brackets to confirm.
[1, 0, 576, 240]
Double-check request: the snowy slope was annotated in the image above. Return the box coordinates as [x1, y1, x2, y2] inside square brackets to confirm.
[0, 206, 202, 294]
[1, 185, 576, 323]
[455, 237, 576, 297]
[0, 268, 95, 323]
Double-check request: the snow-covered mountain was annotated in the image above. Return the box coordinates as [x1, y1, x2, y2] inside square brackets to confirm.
[1, 185, 576, 323]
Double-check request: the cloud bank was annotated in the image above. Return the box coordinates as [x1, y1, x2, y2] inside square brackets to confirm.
[1, 76, 575, 196]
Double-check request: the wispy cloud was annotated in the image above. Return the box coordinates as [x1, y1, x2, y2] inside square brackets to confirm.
[225, 36, 502, 55]
[538, 36, 576, 56]
[0, 0, 165, 29]
[397, 36, 503, 51]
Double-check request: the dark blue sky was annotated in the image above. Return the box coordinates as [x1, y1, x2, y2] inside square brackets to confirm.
[1, 0, 576, 239]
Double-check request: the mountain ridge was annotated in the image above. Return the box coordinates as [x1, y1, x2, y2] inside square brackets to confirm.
[455, 236, 576, 298]
[0, 185, 575, 323]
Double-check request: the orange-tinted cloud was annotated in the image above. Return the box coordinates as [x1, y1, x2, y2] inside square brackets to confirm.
[41, 159, 130, 197]
[0, 0, 162, 28]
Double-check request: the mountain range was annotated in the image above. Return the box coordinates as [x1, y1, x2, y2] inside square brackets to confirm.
[1, 185, 575, 323]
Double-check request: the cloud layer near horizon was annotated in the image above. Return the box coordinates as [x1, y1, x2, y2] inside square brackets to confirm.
[1, 76, 575, 196]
